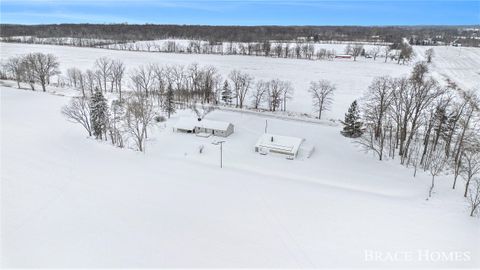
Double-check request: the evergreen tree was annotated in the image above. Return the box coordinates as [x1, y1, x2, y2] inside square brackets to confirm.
[163, 84, 176, 118]
[90, 87, 109, 140]
[341, 100, 363, 138]
[221, 80, 232, 105]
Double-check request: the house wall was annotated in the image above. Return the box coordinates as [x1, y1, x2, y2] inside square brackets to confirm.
[255, 146, 296, 158]
[176, 128, 194, 133]
[194, 124, 234, 137]
[226, 124, 234, 136]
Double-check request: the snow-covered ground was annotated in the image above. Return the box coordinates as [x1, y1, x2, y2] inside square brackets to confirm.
[101, 38, 389, 53]
[413, 46, 480, 91]
[1, 84, 479, 268]
[3, 43, 478, 121]
[0, 42, 412, 119]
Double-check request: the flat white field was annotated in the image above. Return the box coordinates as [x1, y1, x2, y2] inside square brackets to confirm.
[1, 84, 478, 268]
[102, 39, 390, 52]
[414, 45, 480, 91]
[0, 42, 413, 119]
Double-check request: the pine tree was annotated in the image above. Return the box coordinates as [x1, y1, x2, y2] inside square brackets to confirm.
[163, 84, 176, 118]
[90, 87, 109, 140]
[221, 80, 232, 105]
[341, 100, 363, 138]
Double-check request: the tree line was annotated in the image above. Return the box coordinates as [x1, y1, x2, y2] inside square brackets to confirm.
[341, 61, 480, 217]
[2, 53, 341, 120]
[2, 53, 341, 153]
[3, 53, 60, 91]
[102, 40, 409, 64]
[1, 24, 472, 46]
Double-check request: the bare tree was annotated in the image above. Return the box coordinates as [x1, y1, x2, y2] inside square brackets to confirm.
[352, 45, 363, 61]
[383, 46, 392, 62]
[21, 57, 36, 90]
[199, 65, 219, 103]
[108, 100, 125, 148]
[251, 80, 268, 109]
[274, 43, 283, 58]
[111, 60, 125, 100]
[266, 79, 284, 112]
[365, 76, 393, 139]
[84, 69, 96, 95]
[77, 71, 86, 97]
[61, 97, 92, 136]
[452, 91, 479, 189]
[229, 69, 253, 109]
[123, 91, 156, 152]
[398, 43, 414, 64]
[309, 80, 335, 119]
[191, 103, 215, 120]
[401, 63, 444, 164]
[94, 57, 112, 92]
[467, 177, 480, 217]
[130, 65, 154, 97]
[284, 43, 290, 58]
[25, 52, 60, 92]
[424, 48, 435, 63]
[67, 67, 81, 88]
[428, 145, 448, 198]
[360, 76, 395, 161]
[369, 45, 382, 61]
[344, 44, 352, 55]
[460, 143, 480, 197]
[281, 81, 294, 111]
[5, 56, 24, 88]
[356, 123, 387, 161]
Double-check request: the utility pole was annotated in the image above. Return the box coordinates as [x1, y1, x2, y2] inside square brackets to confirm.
[212, 140, 226, 168]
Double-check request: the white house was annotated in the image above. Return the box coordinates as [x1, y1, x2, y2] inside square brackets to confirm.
[255, 133, 304, 159]
[174, 117, 234, 137]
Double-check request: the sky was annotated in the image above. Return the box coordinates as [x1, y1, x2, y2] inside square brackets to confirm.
[0, 0, 479, 26]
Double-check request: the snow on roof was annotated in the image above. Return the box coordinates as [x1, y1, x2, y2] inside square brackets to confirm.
[197, 119, 232, 131]
[175, 117, 232, 131]
[174, 117, 197, 130]
[255, 133, 304, 154]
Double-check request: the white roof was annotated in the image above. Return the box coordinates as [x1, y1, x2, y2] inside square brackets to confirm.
[175, 117, 232, 131]
[174, 117, 197, 130]
[255, 133, 304, 154]
[198, 119, 232, 131]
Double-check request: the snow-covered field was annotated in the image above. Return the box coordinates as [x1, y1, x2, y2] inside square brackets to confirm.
[101, 38, 390, 53]
[0, 42, 412, 119]
[1, 83, 479, 268]
[1, 41, 480, 267]
[413, 46, 480, 91]
[2, 43, 479, 121]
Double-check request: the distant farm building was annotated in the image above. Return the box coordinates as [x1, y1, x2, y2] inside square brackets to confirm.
[255, 133, 304, 159]
[335, 54, 352, 59]
[174, 117, 234, 137]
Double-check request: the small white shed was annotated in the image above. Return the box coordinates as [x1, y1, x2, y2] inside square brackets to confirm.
[255, 133, 304, 159]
